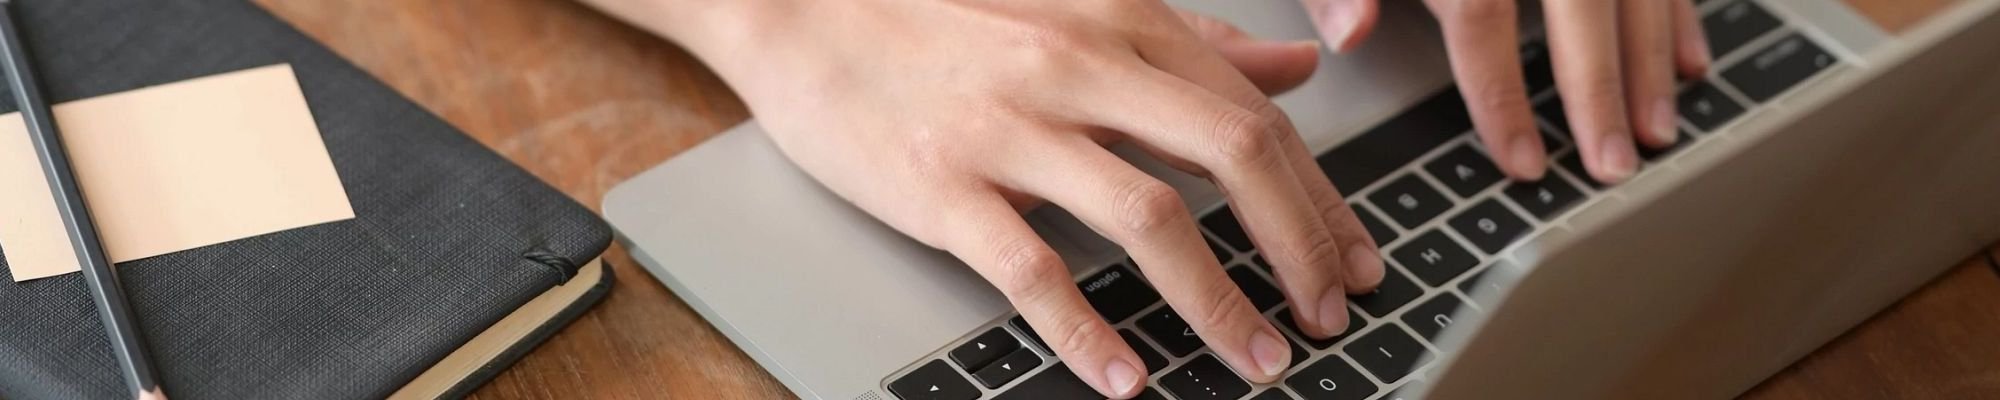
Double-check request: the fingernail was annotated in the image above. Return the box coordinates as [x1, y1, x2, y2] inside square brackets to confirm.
[1343, 243, 1384, 288]
[1651, 100, 1679, 145]
[1508, 134, 1547, 180]
[1316, 290, 1351, 337]
[1288, 39, 1324, 52]
[1598, 134, 1638, 182]
[1319, 2, 1364, 52]
[1103, 359, 1143, 396]
[1249, 330, 1290, 377]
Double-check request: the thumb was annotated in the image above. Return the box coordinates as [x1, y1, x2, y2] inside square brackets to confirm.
[1300, 0, 1380, 53]
[1175, 9, 1323, 95]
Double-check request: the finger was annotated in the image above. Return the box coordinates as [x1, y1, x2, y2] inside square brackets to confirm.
[940, 194, 1146, 398]
[1622, 0, 1681, 148]
[1672, 0, 1713, 77]
[1077, 60, 1360, 343]
[1545, 0, 1638, 184]
[1134, 11, 1381, 339]
[989, 136, 1293, 382]
[1174, 8, 1323, 95]
[1300, 0, 1381, 52]
[1424, 0, 1546, 180]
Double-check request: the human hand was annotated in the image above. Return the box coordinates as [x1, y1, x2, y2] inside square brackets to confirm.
[1303, 0, 1711, 183]
[592, 0, 1386, 397]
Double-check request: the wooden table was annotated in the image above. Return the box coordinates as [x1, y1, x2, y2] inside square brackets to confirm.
[248, 1, 1997, 398]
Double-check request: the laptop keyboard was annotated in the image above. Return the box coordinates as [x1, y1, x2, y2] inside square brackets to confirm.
[887, 1, 1833, 399]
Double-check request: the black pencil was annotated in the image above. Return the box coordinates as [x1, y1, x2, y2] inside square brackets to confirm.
[0, 1, 166, 399]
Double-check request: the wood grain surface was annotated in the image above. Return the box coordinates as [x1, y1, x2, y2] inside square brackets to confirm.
[245, 1, 1994, 398]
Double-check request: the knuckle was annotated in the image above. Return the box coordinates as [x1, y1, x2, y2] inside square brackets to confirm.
[1209, 109, 1280, 168]
[1277, 228, 1343, 274]
[1113, 179, 1189, 238]
[901, 128, 951, 171]
[1042, 312, 1116, 358]
[1466, 81, 1531, 112]
[991, 239, 1067, 297]
[1569, 74, 1627, 106]
[1186, 278, 1261, 329]
[1012, 21, 1096, 57]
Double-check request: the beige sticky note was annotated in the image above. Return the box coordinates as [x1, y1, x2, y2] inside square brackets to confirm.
[0, 64, 353, 281]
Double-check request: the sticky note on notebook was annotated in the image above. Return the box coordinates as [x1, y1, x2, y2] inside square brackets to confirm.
[0, 64, 354, 281]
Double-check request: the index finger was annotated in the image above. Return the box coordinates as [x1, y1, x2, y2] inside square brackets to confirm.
[1425, 0, 1547, 181]
[941, 195, 1148, 398]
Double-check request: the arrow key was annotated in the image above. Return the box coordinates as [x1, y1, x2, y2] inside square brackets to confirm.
[889, 360, 979, 400]
[972, 348, 1045, 389]
[950, 328, 1022, 372]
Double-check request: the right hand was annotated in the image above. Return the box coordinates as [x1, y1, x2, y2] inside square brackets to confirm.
[1303, 0, 1712, 184]
[582, 0, 1386, 397]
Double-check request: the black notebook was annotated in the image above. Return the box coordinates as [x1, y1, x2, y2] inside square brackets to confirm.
[0, 0, 612, 398]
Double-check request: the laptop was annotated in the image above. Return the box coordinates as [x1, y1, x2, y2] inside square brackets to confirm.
[604, 0, 2000, 398]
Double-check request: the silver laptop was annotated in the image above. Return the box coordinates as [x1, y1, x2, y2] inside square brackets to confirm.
[604, 0, 2000, 399]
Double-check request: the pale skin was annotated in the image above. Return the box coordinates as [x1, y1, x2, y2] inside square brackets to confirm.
[582, 0, 1708, 398]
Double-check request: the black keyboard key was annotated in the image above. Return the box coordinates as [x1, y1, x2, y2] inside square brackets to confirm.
[1446, 199, 1532, 255]
[1520, 41, 1556, 95]
[1008, 316, 1048, 355]
[1724, 33, 1838, 102]
[1208, 236, 1233, 264]
[1201, 206, 1254, 252]
[1228, 266, 1285, 312]
[1137, 307, 1204, 357]
[1252, 388, 1299, 400]
[950, 328, 1022, 371]
[1554, 151, 1602, 190]
[1285, 331, 1308, 369]
[1541, 129, 1568, 155]
[1120, 329, 1168, 375]
[1284, 355, 1378, 400]
[1639, 129, 1697, 162]
[993, 363, 1096, 400]
[1079, 265, 1160, 323]
[1135, 388, 1170, 400]
[1276, 306, 1365, 350]
[1703, 0, 1783, 57]
[971, 348, 1043, 389]
[1401, 293, 1475, 341]
[890, 360, 980, 400]
[1160, 354, 1252, 400]
[1503, 176, 1585, 220]
[1321, 89, 1473, 195]
[1353, 206, 1399, 245]
[1343, 326, 1432, 383]
[1389, 230, 1479, 287]
[1367, 175, 1453, 229]
[1535, 96, 1570, 134]
[1678, 81, 1747, 131]
[1423, 144, 1504, 197]
[1253, 254, 1272, 274]
[1350, 267, 1422, 317]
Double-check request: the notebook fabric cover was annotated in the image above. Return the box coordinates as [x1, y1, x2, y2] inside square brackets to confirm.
[0, 0, 611, 398]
